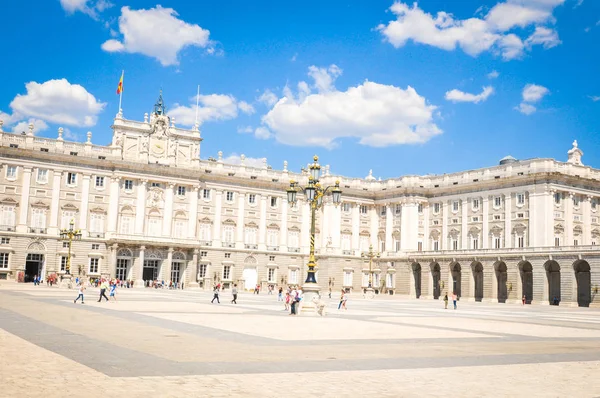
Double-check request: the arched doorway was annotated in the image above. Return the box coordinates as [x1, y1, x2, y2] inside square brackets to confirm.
[451, 262, 462, 299]
[544, 260, 561, 305]
[471, 262, 483, 302]
[243, 255, 258, 291]
[573, 260, 591, 307]
[143, 250, 162, 283]
[495, 261, 508, 303]
[25, 242, 46, 283]
[412, 263, 421, 298]
[519, 261, 533, 304]
[430, 262, 441, 299]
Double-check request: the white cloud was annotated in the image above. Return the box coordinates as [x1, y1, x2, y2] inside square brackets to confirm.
[10, 119, 49, 135]
[487, 70, 500, 79]
[254, 127, 271, 140]
[522, 83, 549, 102]
[59, 0, 113, 19]
[445, 86, 494, 103]
[223, 153, 266, 169]
[169, 93, 252, 126]
[377, 0, 565, 60]
[525, 26, 561, 48]
[237, 126, 254, 133]
[259, 65, 441, 148]
[574, 0, 584, 8]
[101, 6, 213, 66]
[291, 53, 298, 62]
[258, 89, 279, 107]
[515, 103, 537, 114]
[307, 64, 342, 93]
[8, 79, 105, 127]
[588, 96, 600, 102]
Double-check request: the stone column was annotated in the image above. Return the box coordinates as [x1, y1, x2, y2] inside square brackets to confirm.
[565, 192, 574, 246]
[385, 204, 393, 252]
[369, 206, 378, 248]
[48, 170, 63, 235]
[401, 202, 419, 251]
[107, 176, 121, 235]
[482, 196, 489, 249]
[568, 266, 578, 307]
[110, 243, 118, 278]
[461, 199, 468, 249]
[79, 174, 91, 235]
[514, 264, 523, 304]
[489, 262, 498, 303]
[236, 193, 245, 248]
[162, 247, 173, 282]
[134, 246, 145, 288]
[584, 196, 592, 245]
[258, 195, 267, 250]
[163, 183, 175, 237]
[351, 203, 360, 251]
[423, 203, 429, 251]
[213, 190, 223, 247]
[188, 249, 199, 288]
[188, 185, 199, 239]
[408, 264, 416, 298]
[135, 179, 147, 234]
[504, 193, 512, 248]
[281, 198, 288, 250]
[17, 167, 32, 233]
[441, 201, 449, 250]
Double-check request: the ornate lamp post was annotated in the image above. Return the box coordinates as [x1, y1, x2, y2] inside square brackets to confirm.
[361, 244, 380, 299]
[59, 219, 82, 288]
[287, 155, 342, 308]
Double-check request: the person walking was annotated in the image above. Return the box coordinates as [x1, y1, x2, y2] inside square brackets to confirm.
[340, 291, 348, 310]
[443, 293, 448, 309]
[278, 287, 283, 301]
[98, 279, 110, 302]
[338, 289, 345, 310]
[231, 284, 238, 304]
[290, 288, 298, 315]
[109, 282, 117, 301]
[284, 292, 291, 312]
[452, 292, 458, 310]
[522, 295, 526, 305]
[74, 283, 85, 304]
[211, 285, 220, 304]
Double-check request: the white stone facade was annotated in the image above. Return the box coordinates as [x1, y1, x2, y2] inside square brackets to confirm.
[0, 108, 598, 307]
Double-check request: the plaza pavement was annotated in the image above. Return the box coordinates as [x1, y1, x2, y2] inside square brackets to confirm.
[1, 283, 600, 397]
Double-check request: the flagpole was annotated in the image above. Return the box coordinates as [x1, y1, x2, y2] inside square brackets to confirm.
[118, 70, 124, 114]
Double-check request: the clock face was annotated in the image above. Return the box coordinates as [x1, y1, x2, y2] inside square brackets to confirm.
[152, 142, 165, 155]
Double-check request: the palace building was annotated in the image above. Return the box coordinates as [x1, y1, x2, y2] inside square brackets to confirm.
[0, 94, 598, 307]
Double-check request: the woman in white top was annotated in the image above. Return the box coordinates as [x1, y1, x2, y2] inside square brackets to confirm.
[74, 284, 85, 304]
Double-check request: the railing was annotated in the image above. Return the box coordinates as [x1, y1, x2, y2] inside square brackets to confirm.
[28, 227, 47, 234]
[245, 244, 258, 249]
[222, 242, 235, 248]
[267, 246, 279, 251]
[0, 225, 15, 232]
[405, 245, 600, 257]
[199, 240, 212, 246]
[288, 247, 300, 253]
[88, 232, 105, 238]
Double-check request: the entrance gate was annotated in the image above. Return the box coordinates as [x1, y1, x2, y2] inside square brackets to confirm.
[25, 254, 44, 282]
[143, 259, 160, 282]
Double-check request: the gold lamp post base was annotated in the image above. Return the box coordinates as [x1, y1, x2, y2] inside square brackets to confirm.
[300, 282, 322, 315]
[59, 274, 73, 289]
[364, 287, 375, 299]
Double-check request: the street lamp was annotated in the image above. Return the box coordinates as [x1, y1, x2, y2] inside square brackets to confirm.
[361, 244, 380, 298]
[286, 155, 342, 302]
[59, 219, 82, 288]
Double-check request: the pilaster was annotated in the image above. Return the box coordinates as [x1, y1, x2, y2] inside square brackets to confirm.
[188, 185, 199, 239]
[213, 190, 223, 247]
[188, 249, 199, 288]
[258, 195, 267, 250]
[351, 203, 360, 251]
[135, 179, 147, 234]
[79, 174, 91, 234]
[385, 204, 393, 252]
[281, 198, 289, 250]
[482, 197, 489, 249]
[134, 246, 145, 287]
[461, 199, 468, 249]
[441, 201, 448, 250]
[107, 176, 121, 235]
[17, 167, 32, 233]
[566, 192, 574, 246]
[504, 194, 512, 248]
[236, 193, 245, 248]
[163, 183, 175, 237]
[48, 170, 63, 235]
[583, 196, 592, 245]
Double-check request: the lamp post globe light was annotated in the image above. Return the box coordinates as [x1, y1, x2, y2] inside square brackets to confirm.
[59, 219, 82, 288]
[286, 155, 342, 312]
[361, 244, 380, 299]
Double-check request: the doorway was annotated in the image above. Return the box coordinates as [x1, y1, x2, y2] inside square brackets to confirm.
[412, 263, 422, 298]
[143, 259, 160, 281]
[243, 267, 258, 291]
[171, 262, 182, 284]
[431, 263, 441, 299]
[25, 254, 44, 282]
[495, 262, 508, 303]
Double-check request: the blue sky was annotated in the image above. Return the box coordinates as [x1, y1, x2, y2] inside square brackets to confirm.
[2, 0, 599, 179]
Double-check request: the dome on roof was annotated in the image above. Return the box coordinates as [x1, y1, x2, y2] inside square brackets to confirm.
[499, 155, 518, 165]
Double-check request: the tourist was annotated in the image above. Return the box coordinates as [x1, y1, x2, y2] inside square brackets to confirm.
[522, 295, 526, 305]
[340, 290, 348, 310]
[452, 292, 458, 310]
[211, 285, 220, 304]
[255, 284, 260, 294]
[444, 293, 448, 309]
[98, 279, 110, 302]
[290, 287, 298, 315]
[231, 284, 238, 304]
[338, 289, 345, 310]
[109, 282, 117, 301]
[284, 292, 291, 312]
[74, 283, 85, 304]
[278, 287, 283, 301]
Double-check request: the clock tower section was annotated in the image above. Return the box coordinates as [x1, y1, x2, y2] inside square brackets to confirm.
[111, 91, 202, 168]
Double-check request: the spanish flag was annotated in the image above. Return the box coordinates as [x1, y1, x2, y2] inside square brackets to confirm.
[116, 71, 124, 95]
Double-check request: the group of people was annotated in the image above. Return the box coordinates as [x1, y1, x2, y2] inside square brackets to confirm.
[73, 278, 118, 304]
[146, 280, 184, 289]
[443, 292, 459, 309]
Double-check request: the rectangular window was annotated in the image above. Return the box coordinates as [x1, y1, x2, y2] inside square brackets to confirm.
[248, 194, 256, 204]
[1, 238, 10, 244]
[472, 239, 479, 250]
[517, 193, 525, 205]
[223, 265, 231, 280]
[6, 166, 17, 179]
[173, 220, 187, 238]
[434, 203, 440, 214]
[270, 197, 277, 207]
[395, 204, 402, 215]
[0, 253, 8, 269]
[433, 240, 439, 251]
[417, 241, 422, 252]
[452, 218, 459, 224]
[37, 169, 48, 183]
[554, 192, 561, 204]
[360, 205, 368, 214]
[555, 237, 560, 247]
[380, 206, 386, 216]
[151, 182, 160, 188]
[494, 237, 501, 249]
[147, 218, 161, 236]
[124, 180, 133, 190]
[31, 208, 46, 229]
[289, 269, 298, 284]
[199, 224, 211, 241]
[198, 264, 207, 278]
[452, 240, 458, 250]
[574, 239, 579, 246]
[120, 216, 133, 235]
[268, 268, 275, 282]
[453, 201, 459, 212]
[592, 199, 597, 210]
[203, 189, 211, 199]
[494, 215, 501, 220]
[67, 172, 76, 185]
[89, 258, 99, 274]
[494, 196, 502, 207]
[342, 203, 351, 212]
[226, 191, 234, 202]
[473, 199, 480, 210]
[63, 242, 70, 248]
[95, 176, 104, 188]
[224, 253, 231, 258]
[269, 255, 275, 262]
[60, 256, 68, 272]
[200, 251, 207, 257]
[573, 196, 580, 207]
[418, 203, 423, 213]
[177, 186, 186, 196]
[472, 217, 479, 222]
[116, 259, 128, 280]
[518, 236, 524, 248]
[222, 225, 235, 243]
[91, 244, 100, 250]
[433, 220, 439, 225]
[517, 213, 524, 218]
[90, 214, 105, 233]
[343, 271, 353, 286]
[2, 207, 16, 228]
